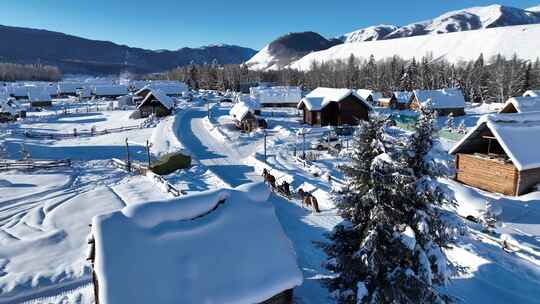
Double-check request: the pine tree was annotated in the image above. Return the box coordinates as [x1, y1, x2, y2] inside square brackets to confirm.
[322, 104, 454, 304]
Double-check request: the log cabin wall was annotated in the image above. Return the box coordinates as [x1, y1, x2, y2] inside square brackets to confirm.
[338, 95, 369, 125]
[455, 153, 519, 196]
[517, 167, 540, 195]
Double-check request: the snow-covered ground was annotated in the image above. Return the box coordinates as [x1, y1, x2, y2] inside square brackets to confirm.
[2, 98, 540, 303]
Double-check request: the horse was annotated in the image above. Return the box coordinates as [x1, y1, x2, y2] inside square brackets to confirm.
[302, 193, 312, 209]
[310, 195, 321, 213]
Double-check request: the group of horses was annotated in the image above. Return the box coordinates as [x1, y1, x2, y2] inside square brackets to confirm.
[262, 169, 321, 213]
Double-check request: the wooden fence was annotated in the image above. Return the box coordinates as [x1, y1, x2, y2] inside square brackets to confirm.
[9, 124, 147, 140]
[0, 159, 71, 171]
[110, 158, 185, 197]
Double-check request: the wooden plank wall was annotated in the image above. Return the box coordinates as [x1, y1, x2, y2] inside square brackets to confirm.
[455, 153, 518, 195]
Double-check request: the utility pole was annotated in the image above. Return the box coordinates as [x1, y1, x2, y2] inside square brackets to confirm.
[125, 138, 131, 172]
[302, 132, 306, 159]
[263, 130, 267, 162]
[146, 140, 152, 169]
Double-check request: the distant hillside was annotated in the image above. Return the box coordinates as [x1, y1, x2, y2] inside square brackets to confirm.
[0, 25, 257, 75]
[290, 24, 540, 70]
[245, 31, 341, 70]
[248, 3, 540, 71]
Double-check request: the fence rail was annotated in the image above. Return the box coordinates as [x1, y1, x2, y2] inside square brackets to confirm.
[109, 158, 185, 197]
[8, 124, 147, 139]
[0, 159, 71, 171]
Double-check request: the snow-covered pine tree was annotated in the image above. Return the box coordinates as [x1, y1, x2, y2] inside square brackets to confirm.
[321, 114, 391, 303]
[446, 112, 454, 132]
[350, 100, 453, 303]
[322, 100, 454, 304]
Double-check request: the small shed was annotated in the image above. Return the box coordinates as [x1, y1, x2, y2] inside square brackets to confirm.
[523, 90, 540, 98]
[391, 91, 412, 110]
[27, 87, 52, 107]
[499, 96, 540, 114]
[297, 87, 371, 126]
[449, 112, 540, 196]
[409, 88, 465, 116]
[89, 183, 302, 304]
[137, 89, 174, 117]
[230, 101, 259, 132]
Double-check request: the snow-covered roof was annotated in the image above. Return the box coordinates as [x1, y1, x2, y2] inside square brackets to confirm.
[449, 112, 540, 171]
[6, 86, 29, 97]
[523, 90, 540, 98]
[393, 91, 412, 104]
[139, 82, 188, 96]
[93, 85, 129, 96]
[500, 96, 540, 113]
[57, 82, 85, 93]
[27, 87, 51, 102]
[0, 99, 16, 115]
[138, 89, 174, 110]
[298, 87, 370, 111]
[413, 88, 465, 109]
[91, 183, 302, 304]
[356, 89, 374, 100]
[230, 101, 258, 121]
[234, 93, 261, 110]
[250, 86, 301, 104]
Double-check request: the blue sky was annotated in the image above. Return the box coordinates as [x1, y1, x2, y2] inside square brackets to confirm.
[0, 0, 538, 50]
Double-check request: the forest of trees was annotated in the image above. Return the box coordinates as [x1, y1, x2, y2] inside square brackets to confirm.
[0, 63, 62, 82]
[153, 53, 540, 103]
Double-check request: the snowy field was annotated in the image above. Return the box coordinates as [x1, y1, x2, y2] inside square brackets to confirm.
[1, 97, 540, 303]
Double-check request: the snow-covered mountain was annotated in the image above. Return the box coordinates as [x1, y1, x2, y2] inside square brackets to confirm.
[529, 5, 540, 12]
[290, 24, 540, 70]
[247, 3, 540, 70]
[383, 4, 540, 40]
[245, 31, 341, 71]
[338, 25, 398, 43]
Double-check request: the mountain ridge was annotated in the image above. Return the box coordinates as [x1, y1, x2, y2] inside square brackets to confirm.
[0, 24, 257, 75]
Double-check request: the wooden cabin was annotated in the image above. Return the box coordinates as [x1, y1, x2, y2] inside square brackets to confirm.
[499, 96, 540, 114]
[409, 88, 465, 116]
[137, 89, 174, 117]
[449, 112, 540, 196]
[229, 101, 263, 132]
[357, 89, 383, 105]
[88, 184, 302, 304]
[523, 90, 540, 98]
[297, 88, 370, 126]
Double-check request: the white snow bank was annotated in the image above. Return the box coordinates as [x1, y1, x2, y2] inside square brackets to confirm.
[92, 182, 302, 304]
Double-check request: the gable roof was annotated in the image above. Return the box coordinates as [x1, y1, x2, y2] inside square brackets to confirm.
[93, 85, 129, 96]
[393, 91, 412, 104]
[413, 88, 465, 109]
[523, 90, 540, 98]
[298, 87, 370, 111]
[137, 89, 174, 110]
[249, 86, 301, 104]
[27, 87, 51, 102]
[500, 96, 540, 113]
[91, 183, 302, 304]
[449, 112, 540, 171]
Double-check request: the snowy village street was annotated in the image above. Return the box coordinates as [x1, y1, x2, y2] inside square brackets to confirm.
[175, 105, 340, 304]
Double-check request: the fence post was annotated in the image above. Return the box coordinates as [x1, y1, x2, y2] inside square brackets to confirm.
[146, 140, 151, 169]
[125, 138, 131, 172]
